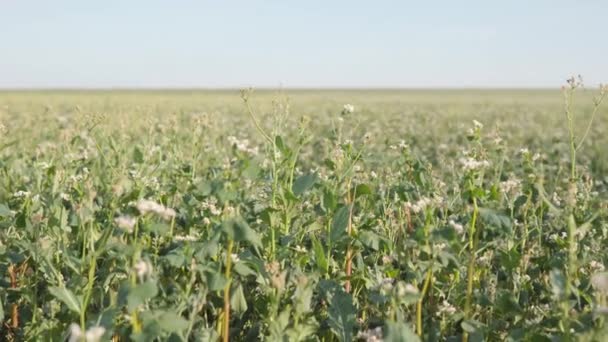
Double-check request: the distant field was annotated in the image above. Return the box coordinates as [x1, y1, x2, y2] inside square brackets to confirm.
[1, 88, 607, 340]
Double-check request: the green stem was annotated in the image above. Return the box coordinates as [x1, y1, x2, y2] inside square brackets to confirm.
[564, 89, 576, 181]
[344, 180, 357, 293]
[130, 221, 142, 333]
[463, 197, 479, 342]
[417, 268, 433, 336]
[576, 92, 607, 151]
[222, 239, 234, 342]
[81, 251, 97, 330]
[417, 210, 433, 336]
[243, 96, 273, 144]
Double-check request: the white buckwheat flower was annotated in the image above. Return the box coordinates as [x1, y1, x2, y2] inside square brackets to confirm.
[114, 215, 136, 233]
[13, 190, 30, 198]
[68, 323, 105, 342]
[436, 300, 457, 316]
[590, 261, 605, 272]
[449, 220, 464, 235]
[134, 260, 153, 280]
[231, 253, 240, 263]
[460, 157, 490, 172]
[342, 104, 355, 114]
[136, 199, 176, 220]
[356, 326, 382, 342]
[174, 232, 200, 242]
[405, 196, 441, 214]
[591, 272, 608, 293]
[499, 177, 522, 197]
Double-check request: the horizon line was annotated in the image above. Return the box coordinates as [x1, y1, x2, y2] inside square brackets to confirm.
[0, 86, 574, 92]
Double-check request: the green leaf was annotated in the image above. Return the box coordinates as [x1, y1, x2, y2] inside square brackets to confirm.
[498, 248, 521, 271]
[93, 307, 119, 330]
[133, 146, 144, 163]
[292, 173, 317, 196]
[0, 204, 12, 218]
[155, 311, 189, 333]
[461, 320, 485, 341]
[312, 236, 328, 273]
[359, 230, 382, 250]
[550, 269, 566, 300]
[322, 189, 338, 212]
[275, 135, 287, 153]
[127, 281, 158, 311]
[195, 182, 213, 197]
[195, 237, 220, 260]
[293, 279, 314, 314]
[216, 188, 237, 203]
[204, 270, 228, 292]
[163, 250, 186, 268]
[221, 218, 261, 248]
[145, 222, 170, 235]
[384, 321, 419, 342]
[479, 208, 512, 232]
[331, 206, 350, 242]
[328, 290, 356, 341]
[233, 261, 256, 277]
[495, 291, 521, 314]
[48, 286, 81, 314]
[230, 283, 248, 314]
[286, 317, 318, 341]
[353, 183, 373, 197]
[268, 308, 290, 340]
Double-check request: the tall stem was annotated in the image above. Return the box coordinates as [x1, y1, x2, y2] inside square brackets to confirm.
[417, 268, 433, 336]
[222, 239, 234, 342]
[463, 197, 479, 342]
[344, 181, 357, 293]
[564, 89, 576, 181]
[417, 211, 433, 336]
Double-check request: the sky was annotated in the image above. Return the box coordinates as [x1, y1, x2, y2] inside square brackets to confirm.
[0, 1, 607, 88]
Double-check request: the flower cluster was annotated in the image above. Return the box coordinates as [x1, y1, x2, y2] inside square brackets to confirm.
[114, 215, 136, 233]
[499, 177, 522, 197]
[342, 104, 355, 114]
[201, 197, 222, 216]
[436, 300, 457, 316]
[136, 199, 176, 220]
[134, 259, 153, 281]
[404, 196, 442, 213]
[227, 136, 259, 155]
[68, 324, 105, 342]
[459, 157, 490, 172]
[356, 327, 382, 342]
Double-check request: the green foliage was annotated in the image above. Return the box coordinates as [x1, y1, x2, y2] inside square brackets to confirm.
[0, 87, 607, 340]
[328, 290, 356, 341]
[48, 286, 81, 314]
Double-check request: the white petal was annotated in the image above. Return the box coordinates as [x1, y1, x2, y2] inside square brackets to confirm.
[68, 323, 83, 342]
[85, 326, 106, 342]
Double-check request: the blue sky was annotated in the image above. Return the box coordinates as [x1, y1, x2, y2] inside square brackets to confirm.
[1, 1, 606, 88]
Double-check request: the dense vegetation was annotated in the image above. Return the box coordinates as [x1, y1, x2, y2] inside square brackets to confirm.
[1, 85, 608, 341]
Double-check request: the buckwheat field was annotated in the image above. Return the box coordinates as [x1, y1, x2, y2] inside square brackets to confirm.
[2, 83, 608, 341]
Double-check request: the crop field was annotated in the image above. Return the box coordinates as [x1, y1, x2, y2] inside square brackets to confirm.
[1, 86, 608, 341]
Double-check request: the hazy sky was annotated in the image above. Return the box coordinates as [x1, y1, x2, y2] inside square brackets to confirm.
[1, 1, 607, 88]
